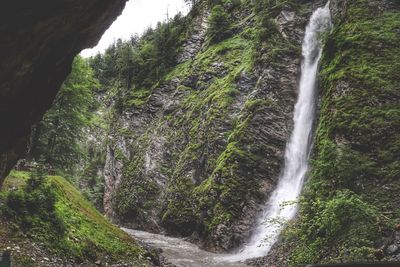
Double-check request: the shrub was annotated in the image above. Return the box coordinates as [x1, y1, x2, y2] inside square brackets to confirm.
[2, 165, 65, 242]
[288, 190, 383, 265]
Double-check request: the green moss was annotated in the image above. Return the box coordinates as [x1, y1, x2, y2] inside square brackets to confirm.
[164, 61, 192, 81]
[51, 176, 146, 262]
[190, 105, 269, 233]
[160, 177, 199, 235]
[125, 87, 153, 107]
[288, 190, 384, 265]
[0, 171, 149, 266]
[193, 136, 263, 233]
[244, 98, 274, 112]
[287, 1, 400, 265]
[111, 129, 163, 224]
[158, 31, 257, 234]
[155, 0, 305, 241]
[114, 160, 160, 221]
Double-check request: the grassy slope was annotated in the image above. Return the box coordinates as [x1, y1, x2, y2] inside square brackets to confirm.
[0, 171, 151, 267]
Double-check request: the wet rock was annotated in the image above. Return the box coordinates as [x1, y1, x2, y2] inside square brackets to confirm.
[387, 244, 398, 255]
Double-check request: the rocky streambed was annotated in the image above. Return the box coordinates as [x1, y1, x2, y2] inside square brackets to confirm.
[122, 228, 250, 267]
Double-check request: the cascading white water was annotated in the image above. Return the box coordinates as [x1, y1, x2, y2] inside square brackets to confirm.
[223, 2, 332, 262]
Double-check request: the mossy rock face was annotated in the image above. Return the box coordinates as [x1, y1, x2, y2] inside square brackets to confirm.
[103, 0, 315, 251]
[265, 1, 400, 266]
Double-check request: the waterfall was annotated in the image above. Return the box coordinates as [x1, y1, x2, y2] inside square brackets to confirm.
[223, 2, 332, 262]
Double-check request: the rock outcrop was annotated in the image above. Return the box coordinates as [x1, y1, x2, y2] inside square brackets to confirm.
[177, 9, 210, 63]
[0, 0, 127, 186]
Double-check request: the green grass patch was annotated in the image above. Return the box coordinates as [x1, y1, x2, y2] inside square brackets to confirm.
[0, 171, 150, 266]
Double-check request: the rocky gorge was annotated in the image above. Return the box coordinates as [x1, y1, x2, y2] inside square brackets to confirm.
[102, 0, 309, 252]
[99, 0, 400, 264]
[0, 0, 399, 266]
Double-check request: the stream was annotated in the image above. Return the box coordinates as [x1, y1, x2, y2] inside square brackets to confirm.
[122, 228, 249, 267]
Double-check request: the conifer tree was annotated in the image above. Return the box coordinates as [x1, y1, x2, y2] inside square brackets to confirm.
[31, 56, 98, 173]
[207, 5, 231, 43]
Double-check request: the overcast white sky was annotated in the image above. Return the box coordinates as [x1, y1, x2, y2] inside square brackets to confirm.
[81, 0, 190, 57]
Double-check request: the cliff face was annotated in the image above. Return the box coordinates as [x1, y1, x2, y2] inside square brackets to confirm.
[0, 0, 127, 186]
[6, 0, 399, 265]
[103, 0, 320, 251]
[262, 0, 400, 266]
[75, 0, 399, 262]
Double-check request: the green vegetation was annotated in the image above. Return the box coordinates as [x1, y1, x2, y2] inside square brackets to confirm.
[285, 0, 400, 265]
[52, 0, 399, 260]
[89, 14, 189, 108]
[97, 0, 306, 249]
[207, 5, 232, 43]
[0, 170, 149, 266]
[114, 160, 160, 222]
[287, 190, 386, 264]
[2, 167, 65, 247]
[159, 32, 257, 236]
[30, 56, 97, 173]
[26, 55, 107, 210]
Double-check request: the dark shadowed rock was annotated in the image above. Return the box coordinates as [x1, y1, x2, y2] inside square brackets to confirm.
[0, 0, 128, 185]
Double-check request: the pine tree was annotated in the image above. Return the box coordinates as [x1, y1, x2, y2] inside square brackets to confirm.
[207, 5, 231, 43]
